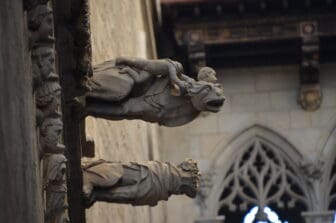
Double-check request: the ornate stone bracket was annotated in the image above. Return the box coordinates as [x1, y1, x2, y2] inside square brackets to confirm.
[298, 21, 322, 111]
[82, 159, 200, 207]
[27, 1, 69, 222]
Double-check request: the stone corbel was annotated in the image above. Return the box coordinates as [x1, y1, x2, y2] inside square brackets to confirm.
[82, 159, 200, 207]
[298, 21, 322, 111]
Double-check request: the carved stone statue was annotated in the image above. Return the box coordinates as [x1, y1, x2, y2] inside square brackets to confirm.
[82, 159, 200, 207]
[84, 58, 225, 127]
[44, 154, 69, 223]
[28, 4, 54, 45]
[40, 118, 65, 154]
[32, 46, 57, 88]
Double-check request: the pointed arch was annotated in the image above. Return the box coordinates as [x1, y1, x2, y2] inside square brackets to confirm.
[203, 125, 311, 218]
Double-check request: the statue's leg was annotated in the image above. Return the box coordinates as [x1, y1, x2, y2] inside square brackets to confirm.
[84, 101, 128, 120]
[115, 57, 150, 70]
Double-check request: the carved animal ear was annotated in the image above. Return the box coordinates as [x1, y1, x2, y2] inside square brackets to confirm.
[179, 158, 197, 171]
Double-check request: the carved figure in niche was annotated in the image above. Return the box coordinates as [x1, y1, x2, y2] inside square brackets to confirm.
[36, 82, 61, 125]
[32, 46, 57, 88]
[40, 118, 65, 154]
[82, 159, 200, 207]
[84, 58, 225, 127]
[44, 154, 69, 223]
[28, 4, 54, 45]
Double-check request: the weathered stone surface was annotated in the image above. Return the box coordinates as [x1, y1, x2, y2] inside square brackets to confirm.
[0, 1, 43, 222]
[83, 159, 200, 207]
[85, 1, 164, 223]
[85, 58, 224, 127]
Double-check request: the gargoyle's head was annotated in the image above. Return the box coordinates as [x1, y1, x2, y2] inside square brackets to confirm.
[189, 82, 225, 113]
[177, 159, 201, 198]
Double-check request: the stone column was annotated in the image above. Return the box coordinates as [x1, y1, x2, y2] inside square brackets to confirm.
[301, 211, 335, 223]
[195, 216, 225, 223]
[0, 0, 43, 222]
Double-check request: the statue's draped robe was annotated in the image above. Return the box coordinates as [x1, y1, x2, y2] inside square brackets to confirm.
[83, 160, 181, 206]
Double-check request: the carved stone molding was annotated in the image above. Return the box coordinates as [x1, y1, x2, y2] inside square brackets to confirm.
[301, 211, 335, 223]
[82, 159, 200, 207]
[27, 1, 69, 223]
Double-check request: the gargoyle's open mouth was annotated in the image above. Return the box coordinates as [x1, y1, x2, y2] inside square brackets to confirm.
[206, 99, 224, 112]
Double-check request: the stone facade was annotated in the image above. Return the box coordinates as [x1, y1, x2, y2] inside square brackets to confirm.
[85, 0, 163, 223]
[160, 64, 336, 223]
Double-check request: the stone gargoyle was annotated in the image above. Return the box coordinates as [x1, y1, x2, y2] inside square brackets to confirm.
[84, 57, 225, 127]
[82, 159, 200, 207]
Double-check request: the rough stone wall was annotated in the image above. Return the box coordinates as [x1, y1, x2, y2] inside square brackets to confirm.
[85, 1, 164, 223]
[159, 63, 336, 223]
[0, 1, 44, 222]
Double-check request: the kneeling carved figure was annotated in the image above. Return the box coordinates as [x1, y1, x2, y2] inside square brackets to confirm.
[82, 159, 200, 207]
[84, 57, 225, 127]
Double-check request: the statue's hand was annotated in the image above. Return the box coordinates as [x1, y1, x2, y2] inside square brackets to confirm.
[119, 67, 134, 74]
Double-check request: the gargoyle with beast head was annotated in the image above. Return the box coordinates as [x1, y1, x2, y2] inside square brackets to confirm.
[84, 57, 225, 127]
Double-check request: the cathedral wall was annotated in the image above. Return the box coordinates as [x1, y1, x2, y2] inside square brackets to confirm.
[85, 1, 164, 223]
[159, 63, 336, 223]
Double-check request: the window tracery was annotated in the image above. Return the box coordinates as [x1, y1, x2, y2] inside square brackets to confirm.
[218, 138, 308, 222]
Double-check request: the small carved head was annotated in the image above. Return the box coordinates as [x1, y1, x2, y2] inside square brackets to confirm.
[197, 67, 217, 83]
[28, 5, 53, 42]
[32, 46, 56, 85]
[40, 118, 63, 153]
[189, 82, 225, 113]
[44, 154, 67, 186]
[177, 159, 201, 198]
[298, 84, 322, 111]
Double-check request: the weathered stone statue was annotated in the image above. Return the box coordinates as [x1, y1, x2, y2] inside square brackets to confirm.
[82, 159, 200, 207]
[84, 58, 225, 126]
[28, 4, 54, 45]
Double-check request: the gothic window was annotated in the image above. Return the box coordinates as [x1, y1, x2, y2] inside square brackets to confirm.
[218, 138, 308, 222]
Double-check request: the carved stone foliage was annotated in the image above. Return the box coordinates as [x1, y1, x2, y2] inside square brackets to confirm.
[218, 139, 308, 221]
[196, 170, 215, 211]
[82, 159, 200, 207]
[84, 58, 225, 127]
[27, 1, 69, 223]
[299, 159, 325, 211]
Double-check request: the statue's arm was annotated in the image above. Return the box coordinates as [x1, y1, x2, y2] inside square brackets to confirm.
[180, 74, 195, 82]
[119, 67, 150, 83]
[116, 57, 151, 70]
